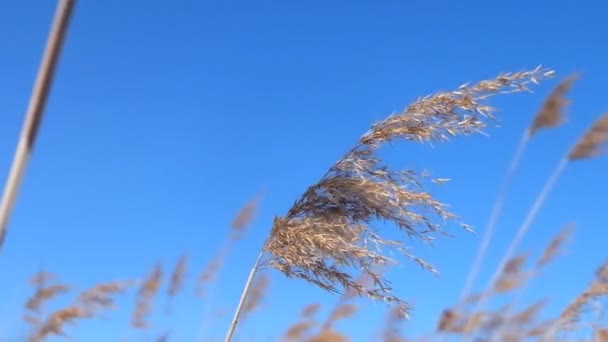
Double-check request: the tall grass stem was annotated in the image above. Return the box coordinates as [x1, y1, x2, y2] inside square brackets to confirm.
[0, 0, 75, 253]
[223, 250, 265, 342]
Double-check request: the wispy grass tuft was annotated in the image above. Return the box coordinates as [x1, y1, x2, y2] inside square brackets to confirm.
[132, 263, 163, 329]
[263, 67, 554, 312]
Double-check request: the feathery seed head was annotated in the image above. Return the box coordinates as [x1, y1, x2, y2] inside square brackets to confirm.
[263, 67, 552, 308]
[529, 74, 578, 136]
[569, 113, 608, 160]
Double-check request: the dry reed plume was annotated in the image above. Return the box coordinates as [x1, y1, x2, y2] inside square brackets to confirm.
[132, 263, 163, 329]
[553, 262, 608, 334]
[165, 254, 189, 314]
[537, 223, 574, 267]
[168, 255, 188, 299]
[529, 74, 578, 135]
[261, 67, 554, 308]
[25, 271, 70, 314]
[569, 114, 608, 160]
[23, 274, 133, 342]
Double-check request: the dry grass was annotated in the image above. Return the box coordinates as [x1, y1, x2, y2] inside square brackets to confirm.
[168, 255, 188, 299]
[25, 271, 70, 313]
[23, 276, 133, 341]
[529, 74, 578, 136]
[263, 67, 553, 310]
[3, 67, 607, 342]
[569, 114, 608, 160]
[558, 262, 608, 330]
[132, 263, 163, 329]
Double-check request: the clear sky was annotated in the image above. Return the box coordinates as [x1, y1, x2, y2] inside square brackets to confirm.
[0, 0, 607, 341]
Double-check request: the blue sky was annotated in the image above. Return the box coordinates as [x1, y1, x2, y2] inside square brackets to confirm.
[0, 0, 607, 341]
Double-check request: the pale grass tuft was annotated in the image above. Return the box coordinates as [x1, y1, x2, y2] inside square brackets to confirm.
[568, 113, 608, 160]
[25, 278, 132, 342]
[26, 284, 71, 313]
[558, 262, 608, 330]
[168, 254, 189, 298]
[132, 263, 163, 329]
[196, 250, 225, 297]
[231, 192, 263, 240]
[492, 253, 531, 296]
[537, 223, 574, 267]
[263, 67, 553, 309]
[77, 280, 134, 312]
[29, 306, 91, 342]
[529, 74, 578, 136]
[24, 271, 72, 341]
[466, 253, 531, 303]
[24, 271, 70, 314]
